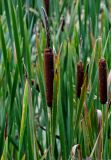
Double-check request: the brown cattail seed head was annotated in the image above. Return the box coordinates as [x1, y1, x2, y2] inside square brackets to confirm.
[99, 58, 107, 104]
[44, 0, 49, 16]
[77, 61, 84, 98]
[44, 48, 54, 107]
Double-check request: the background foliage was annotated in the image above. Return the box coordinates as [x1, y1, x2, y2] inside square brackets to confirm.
[0, 0, 111, 159]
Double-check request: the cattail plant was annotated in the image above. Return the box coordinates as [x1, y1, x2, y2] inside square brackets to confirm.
[42, 8, 54, 107]
[77, 61, 84, 98]
[99, 59, 107, 104]
[44, 0, 49, 16]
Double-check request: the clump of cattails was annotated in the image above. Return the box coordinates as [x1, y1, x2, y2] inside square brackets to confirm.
[42, 8, 54, 107]
[44, 0, 49, 16]
[99, 58, 107, 104]
[77, 61, 84, 98]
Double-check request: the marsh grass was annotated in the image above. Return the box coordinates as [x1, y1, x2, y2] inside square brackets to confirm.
[0, 0, 111, 159]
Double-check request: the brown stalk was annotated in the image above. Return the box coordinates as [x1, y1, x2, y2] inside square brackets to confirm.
[44, 0, 49, 16]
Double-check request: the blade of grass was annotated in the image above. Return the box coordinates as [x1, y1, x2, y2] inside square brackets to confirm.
[18, 80, 28, 159]
[9, 0, 23, 82]
[0, 21, 12, 92]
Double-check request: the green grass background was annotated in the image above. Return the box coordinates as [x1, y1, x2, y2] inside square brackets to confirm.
[0, 0, 111, 159]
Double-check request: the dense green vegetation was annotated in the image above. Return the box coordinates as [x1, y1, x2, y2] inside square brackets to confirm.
[0, 0, 111, 159]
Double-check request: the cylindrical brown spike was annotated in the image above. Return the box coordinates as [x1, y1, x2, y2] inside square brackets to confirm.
[44, 0, 49, 16]
[44, 48, 54, 107]
[99, 58, 107, 104]
[77, 61, 84, 98]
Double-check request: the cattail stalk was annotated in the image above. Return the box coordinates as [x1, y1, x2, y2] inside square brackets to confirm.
[77, 61, 84, 98]
[99, 59, 107, 104]
[44, 0, 49, 16]
[99, 59, 107, 158]
[44, 48, 54, 107]
[42, 8, 54, 107]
